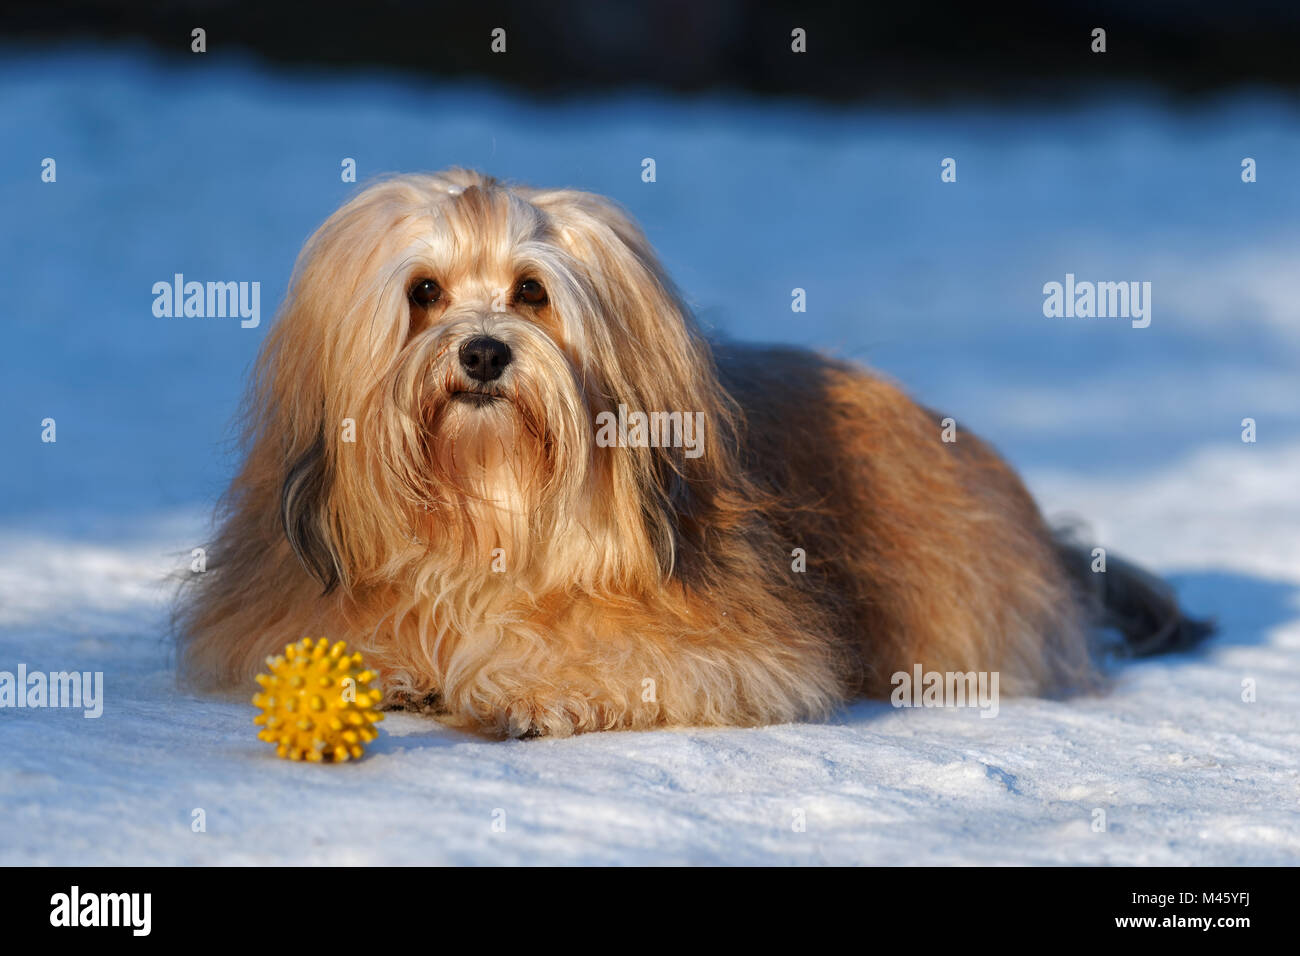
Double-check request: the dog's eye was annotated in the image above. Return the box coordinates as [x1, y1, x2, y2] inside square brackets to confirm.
[515, 279, 547, 306]
[409, 278, 442, 308]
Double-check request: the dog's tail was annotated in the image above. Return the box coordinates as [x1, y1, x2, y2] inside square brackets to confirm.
[1055, 537, 1216, 657]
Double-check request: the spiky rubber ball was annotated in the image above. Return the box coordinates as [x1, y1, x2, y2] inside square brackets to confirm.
[253, 638, 384, 762]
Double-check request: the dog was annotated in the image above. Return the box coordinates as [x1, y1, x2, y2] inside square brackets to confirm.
[177, 168, 1210, 738]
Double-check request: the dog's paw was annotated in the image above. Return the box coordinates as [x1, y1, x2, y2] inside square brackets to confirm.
[498, 691, 602, 739]
[383, 689, 445, 714]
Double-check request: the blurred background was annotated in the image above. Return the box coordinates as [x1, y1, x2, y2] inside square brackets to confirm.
[2, 0, 1298, 555]
[2, 0, 1300, 869]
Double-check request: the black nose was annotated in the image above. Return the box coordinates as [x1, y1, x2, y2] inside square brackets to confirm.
[458, 336, 512, 382]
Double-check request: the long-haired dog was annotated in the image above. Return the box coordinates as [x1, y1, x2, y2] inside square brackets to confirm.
[177, 169, 1210, 737]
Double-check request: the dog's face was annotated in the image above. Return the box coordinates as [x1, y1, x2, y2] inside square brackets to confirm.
[253, 170, 731, 595]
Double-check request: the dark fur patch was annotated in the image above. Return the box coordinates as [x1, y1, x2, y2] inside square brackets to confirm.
[1056, 539, 1216, 657]
[280, 434, 341, 593]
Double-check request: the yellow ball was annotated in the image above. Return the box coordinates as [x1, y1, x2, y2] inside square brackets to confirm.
[253, 638, 384, 762]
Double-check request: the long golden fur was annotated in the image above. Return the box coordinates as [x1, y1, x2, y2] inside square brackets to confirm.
[177, 169, 1190, 738]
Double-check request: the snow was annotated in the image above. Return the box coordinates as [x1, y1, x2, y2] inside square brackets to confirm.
[1, 47, 1298, 864]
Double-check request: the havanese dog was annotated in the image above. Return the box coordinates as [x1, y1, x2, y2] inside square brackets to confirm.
[178, 168, 1209, 738]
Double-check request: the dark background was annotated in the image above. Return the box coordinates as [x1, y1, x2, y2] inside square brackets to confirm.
[6, 0, 1300, 102]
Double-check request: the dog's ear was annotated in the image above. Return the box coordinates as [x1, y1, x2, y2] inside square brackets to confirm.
[280, 431, 343, 593]
[225, 179, 443, 599]
[527, 187, 746, 585]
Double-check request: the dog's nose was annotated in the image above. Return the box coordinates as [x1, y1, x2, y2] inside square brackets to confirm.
[458, 336, 512, 382]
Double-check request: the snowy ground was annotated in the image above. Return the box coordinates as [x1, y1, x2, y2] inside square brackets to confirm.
[1, 47, 1298, 864]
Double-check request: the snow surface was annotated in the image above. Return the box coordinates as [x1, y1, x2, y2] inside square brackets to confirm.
[1, 47, 1298, 864]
